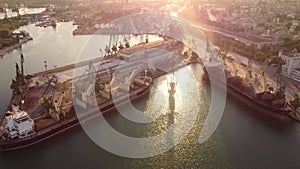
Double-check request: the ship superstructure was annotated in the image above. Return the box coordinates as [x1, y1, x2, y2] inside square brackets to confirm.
[5, 105, 35, 139]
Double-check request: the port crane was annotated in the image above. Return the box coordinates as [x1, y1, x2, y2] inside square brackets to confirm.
[119, 68, 137, 91]
[11, 53, 26, 93]
[81, 83, 94, 103]
[118, 42, 124, 50]
[124, 38, 130, 48]
[20, 53, 24, 79]
[112, 44, 118, 55]
[245, 56, 253, 82]
[245, 46, 253, 83]
[118, 35, 125, 50]
[225, 54, 239, 77]
[40, 75, 66, 121]
[253, 58, 270, 92]
[73, 61, 98, 107]
[274, 62, 283, 89]
[104, 75, 115, 94]
[220, 42, 230, 66]
[219, 43, 242, 77]
[111, 35, 121, 55]
[51, 90, 66, 121]
[105, 45, 111, 56]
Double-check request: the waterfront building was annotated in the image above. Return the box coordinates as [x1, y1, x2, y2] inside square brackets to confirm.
[278, 50, 300, 82]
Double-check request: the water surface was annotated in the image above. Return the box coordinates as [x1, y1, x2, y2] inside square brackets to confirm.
[0, 22, 299, 169]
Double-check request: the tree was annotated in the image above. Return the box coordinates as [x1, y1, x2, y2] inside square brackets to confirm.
[291, 94, 300, 109]
[0, 29, 12, 38]
[270, 56, 285, 65]
[254, 51, 265, 61]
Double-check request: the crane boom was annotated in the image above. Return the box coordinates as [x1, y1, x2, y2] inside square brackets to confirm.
[126, 68, 137, 84]
[256, 59, 270, 75]
[221, 43, 230, 66]
[42, 75, 57, 97]
[252, 59, 270, 91]
[54, 91, 64, 112]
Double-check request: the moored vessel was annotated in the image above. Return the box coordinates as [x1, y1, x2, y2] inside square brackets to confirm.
[0, 39, 188, 151]
[203, 40, 298, 123]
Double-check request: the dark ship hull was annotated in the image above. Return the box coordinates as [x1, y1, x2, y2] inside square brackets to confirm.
[0, 84, 151, 151]
[226, 82, 292, 123]
[204, 62, 293, 123]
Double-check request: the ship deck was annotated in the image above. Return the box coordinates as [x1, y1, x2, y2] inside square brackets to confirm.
[0, 39, 195, 149]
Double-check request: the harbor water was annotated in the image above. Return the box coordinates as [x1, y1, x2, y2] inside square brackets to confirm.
[0, 22, 300, 169]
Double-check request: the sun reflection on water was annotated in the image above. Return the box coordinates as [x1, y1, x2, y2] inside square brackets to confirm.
[134, 64, 232, 168]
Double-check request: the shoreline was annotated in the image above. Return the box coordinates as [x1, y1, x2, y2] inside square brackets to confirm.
[0, 37, 32, 58]
[72, 29, 97, 35]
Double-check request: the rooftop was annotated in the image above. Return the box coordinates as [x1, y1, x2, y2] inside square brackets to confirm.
[286, 53, 300, 58]
[280, 50, 300, 58]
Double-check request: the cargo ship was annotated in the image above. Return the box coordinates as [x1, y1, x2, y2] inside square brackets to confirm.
[0, 39, 187, 151]
[203, 42, 300, 123]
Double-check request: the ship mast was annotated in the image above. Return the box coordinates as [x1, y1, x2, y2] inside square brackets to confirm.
[14, 50, 25, 84]
[20, 53, 24, 78]
[246, 46, 253, 83]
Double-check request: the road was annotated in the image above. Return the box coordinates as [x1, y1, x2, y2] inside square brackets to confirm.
[178, 11, 267, 45]
[178, 12, 300, 98]
[194, 21, 266, 45]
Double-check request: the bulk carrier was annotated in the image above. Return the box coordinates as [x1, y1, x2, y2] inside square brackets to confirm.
[0, 39, 188, 151]
[204, 41, 300, 123]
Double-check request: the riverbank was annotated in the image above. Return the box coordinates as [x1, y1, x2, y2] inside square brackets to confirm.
[0, 36, 32, 58]
[72, 26, 98, 35]
[0, 7, 72, 58]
